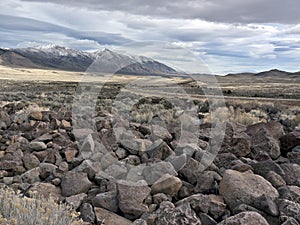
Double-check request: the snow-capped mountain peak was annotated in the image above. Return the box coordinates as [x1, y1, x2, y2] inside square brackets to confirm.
[0, 44, 179, 75]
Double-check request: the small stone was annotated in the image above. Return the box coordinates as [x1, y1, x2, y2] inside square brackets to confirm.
[29, 111, 43, 121]
[39, 163, 57, 179]
[115, 148, 128, 159]
[29, 141, 47, 151]
[64, 148, 78, 162]
[0, 170, 8, 178]
[3, 177, 14, 185]
[61, 120, 71, 129]
[58, 161, 69, 172]
[151, 174, 182, 197]
[266, 171, 286, 188]
[6, 142, 21, 153]
[152, 193, 172, 204]
[52, 178, 61, 186]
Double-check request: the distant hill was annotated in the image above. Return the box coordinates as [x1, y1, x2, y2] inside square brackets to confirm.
[225, 69, 300, 78]
[0, 45, 179, 76]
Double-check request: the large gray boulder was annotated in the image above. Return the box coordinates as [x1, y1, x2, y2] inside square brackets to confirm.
[219, 170, 279, 210]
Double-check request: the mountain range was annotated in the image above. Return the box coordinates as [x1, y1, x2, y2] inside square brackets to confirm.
[0, 44, 299, 78]
[0, 44, 178, 76]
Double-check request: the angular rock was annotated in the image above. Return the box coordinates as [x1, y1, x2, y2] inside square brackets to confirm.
[280, 132, 300, 155]
[217, 211, 269, 225]
[195, 171, 222, 194]
[278, 199, 300, 222]
[179, 158, 205, 184]
[151, 124, 172, 142]
[246, 121, 284, 140]
[64, 148, 78, 162]
[92, 191, 118, 212]
[253, 194, 279, 216]
[21, 167, 41, 184]
[251, 127, 281, 159]
[117, 180, 151, 217]
[152, 193, 172, 204]
[80, 134, 95, 159]
[199, 213, 217, 225]
[280, 163, 300, 186]
[175, 194, 210, 214]
[147, 140, 174, 160]
[80, 203, 95, 223]
[153, 202, 201, 225]
[214, 153, 238, 169]
[208, 194, 227, 220]
[61, 171, 92, 197]
[0, 111, 11, 128]
[219, 170, 279, 210]
[66, 193, 87, 210]
[143, 161, 177, 185]
[94, 207, 132, 225]
[252, 159, 285, 178]
[132, 219, 147, 225]
[27, 182, 61, 200]
[39, 163, 57, 179]
[151, 174, 182, 197]
[22, 153, 40, 170]
[281, 217, 300, 225]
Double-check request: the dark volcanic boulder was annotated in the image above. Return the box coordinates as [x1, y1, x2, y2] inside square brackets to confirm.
[280, 132, 300, 155]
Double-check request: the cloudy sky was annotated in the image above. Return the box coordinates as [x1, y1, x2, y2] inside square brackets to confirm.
[1, 0, 300, 74]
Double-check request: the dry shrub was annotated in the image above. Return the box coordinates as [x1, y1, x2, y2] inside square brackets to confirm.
[0, 188, 84, 225]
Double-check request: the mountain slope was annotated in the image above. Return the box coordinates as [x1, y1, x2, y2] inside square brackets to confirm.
[13, 45, 94, 71]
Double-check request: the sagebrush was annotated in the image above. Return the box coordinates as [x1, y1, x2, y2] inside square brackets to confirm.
[0, 188, 85, 225]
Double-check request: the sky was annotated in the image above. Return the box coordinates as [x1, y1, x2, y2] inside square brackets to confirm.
[1, 0, 300, 74]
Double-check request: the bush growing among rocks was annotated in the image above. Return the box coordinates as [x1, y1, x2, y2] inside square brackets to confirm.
[0, 187, 84, 225]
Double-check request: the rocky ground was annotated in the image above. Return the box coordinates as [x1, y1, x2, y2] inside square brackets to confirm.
[0, 87, 300, 224]
[1, 101, 300, 225]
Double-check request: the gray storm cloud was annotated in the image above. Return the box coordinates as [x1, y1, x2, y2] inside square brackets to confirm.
[20, 0, 300, 23]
